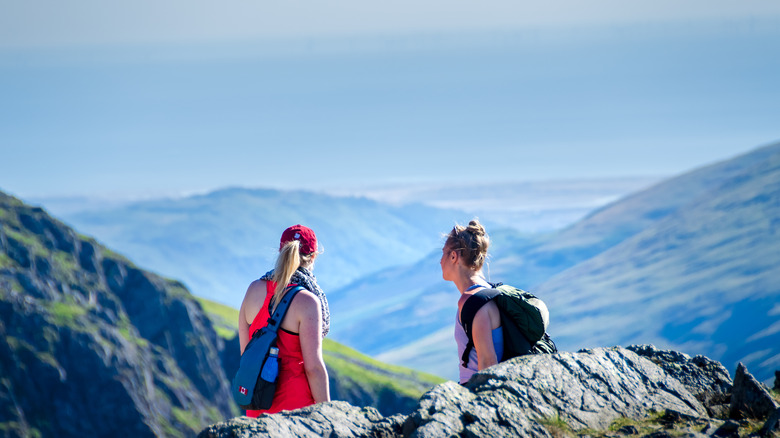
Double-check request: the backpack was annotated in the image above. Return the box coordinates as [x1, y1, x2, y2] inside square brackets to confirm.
[232, 285, 304, 410]
[460, 283, 557, 367]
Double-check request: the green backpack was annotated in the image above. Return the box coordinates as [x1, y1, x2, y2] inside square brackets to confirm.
[460, 283, 556, 367]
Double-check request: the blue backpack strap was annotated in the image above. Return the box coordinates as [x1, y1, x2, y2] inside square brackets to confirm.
[460, 288, 500, 367]
[266, 284, 306, 330]
[233, 284, 306, 408]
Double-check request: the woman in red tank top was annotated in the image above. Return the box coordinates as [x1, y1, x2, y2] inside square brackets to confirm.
[238, 225, 330, 416]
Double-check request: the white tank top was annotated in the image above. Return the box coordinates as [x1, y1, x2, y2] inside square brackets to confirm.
[454, 310, 504, 384]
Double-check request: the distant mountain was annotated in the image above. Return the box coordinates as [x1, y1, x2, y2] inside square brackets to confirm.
[0, 191, 236, 437]
[535, 143, 780, 383]
[48, 188, 465, 307]
[327, 177, 660, 233]
[329, 142, 780, 384]
[34, 178, 657, 310]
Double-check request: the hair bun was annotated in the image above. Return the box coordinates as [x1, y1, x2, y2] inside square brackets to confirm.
[467, 220, 486, 236]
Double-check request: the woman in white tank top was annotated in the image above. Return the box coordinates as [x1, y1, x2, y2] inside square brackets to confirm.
[440, 219, 503, 384]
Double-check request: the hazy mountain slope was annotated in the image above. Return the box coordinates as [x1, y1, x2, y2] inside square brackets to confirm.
[326, 142, 780, 382]
[535, 145, 780, 382]
[53, 187, 463, 308]
[490, 142, 780, 289]
[329, 177, 661, 233]
[0, 191, 237, 437]
[194, 297, 446, 416]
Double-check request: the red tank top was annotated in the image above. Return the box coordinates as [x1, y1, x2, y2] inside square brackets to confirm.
[246, 281, 315, 416]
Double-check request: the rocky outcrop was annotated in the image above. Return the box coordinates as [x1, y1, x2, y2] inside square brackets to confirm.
[200, 347, 718, 438]
[0, 192, 238, 437]
[628, 344, 733, 418]
[404, 347, 706, 437]
[730, 363, 779, 420]
[199, 401, 403, 438]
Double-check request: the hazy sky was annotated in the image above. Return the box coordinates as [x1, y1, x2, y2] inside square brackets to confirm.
[1, 1, 779, 199]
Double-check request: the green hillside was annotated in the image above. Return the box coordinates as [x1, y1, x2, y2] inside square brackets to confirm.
[0, 191, 236, 438]
[195, 296, 445, 415]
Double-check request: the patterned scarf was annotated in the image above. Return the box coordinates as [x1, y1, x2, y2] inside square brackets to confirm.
[260, 266, 330, 337]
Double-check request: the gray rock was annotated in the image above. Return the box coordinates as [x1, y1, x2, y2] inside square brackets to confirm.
[729, 363, 779, 420]
[405, 347, 708, 438]
[628, 344, 732, 417]
[464, 347, 705, 430]
[201, 346, 709, 438]
[200, 347, 708, 438]
[775, 371, 780, 392]
[197, 401, 400, 438]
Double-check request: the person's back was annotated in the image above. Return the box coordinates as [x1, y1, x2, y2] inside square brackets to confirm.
[238, 225, 330, 415]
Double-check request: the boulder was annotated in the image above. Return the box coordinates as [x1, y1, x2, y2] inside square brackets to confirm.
[197, 401, 403, 438]
[201, 347, 707, 438]
[729, 363, 779, 420]
[628, 344, 733, 417]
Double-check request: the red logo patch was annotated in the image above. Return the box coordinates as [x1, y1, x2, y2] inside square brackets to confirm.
[239, 386, 248, 395]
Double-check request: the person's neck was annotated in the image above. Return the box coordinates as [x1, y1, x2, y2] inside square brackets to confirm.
[455, 272, 488, 295]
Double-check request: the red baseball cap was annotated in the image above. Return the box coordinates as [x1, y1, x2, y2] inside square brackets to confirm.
[279, 224, 317, 254]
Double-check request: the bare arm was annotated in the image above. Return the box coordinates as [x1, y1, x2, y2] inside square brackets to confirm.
[296, 291, 330, 404]
[472, 301, 500, 371]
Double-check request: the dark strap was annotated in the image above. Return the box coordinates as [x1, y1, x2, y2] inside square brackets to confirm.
[460, 288, 500, 367]
[264, 284, 305, 334]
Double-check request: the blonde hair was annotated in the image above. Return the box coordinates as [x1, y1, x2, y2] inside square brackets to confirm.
[444, 219, 490, 270]
[271, 240, 315, 310]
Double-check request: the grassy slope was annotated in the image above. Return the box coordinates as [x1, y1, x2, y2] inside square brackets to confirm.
[0, 191, 233, 437]
[195, 296, 446, 400]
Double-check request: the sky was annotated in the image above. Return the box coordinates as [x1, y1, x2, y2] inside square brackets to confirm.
[1, 0, 780, 199]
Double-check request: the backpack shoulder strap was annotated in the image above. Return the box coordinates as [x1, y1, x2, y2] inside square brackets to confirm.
[265, 285, 305, 331]
[460, 288, 500, 367]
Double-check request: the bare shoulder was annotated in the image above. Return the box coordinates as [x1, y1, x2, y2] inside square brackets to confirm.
[292, 289, 321, 314]
[474, 299, 500, 328]
[245, 279, 267, 301]
[241, 279, 268, 324]
[250, 278, 266, 291]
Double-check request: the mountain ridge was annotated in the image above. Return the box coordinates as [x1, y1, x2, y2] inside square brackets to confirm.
[0, 190, 236, 437]
[46, 186, 466, 307]
[535, 142, 780, 381]
[327, 142, 780, 383]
